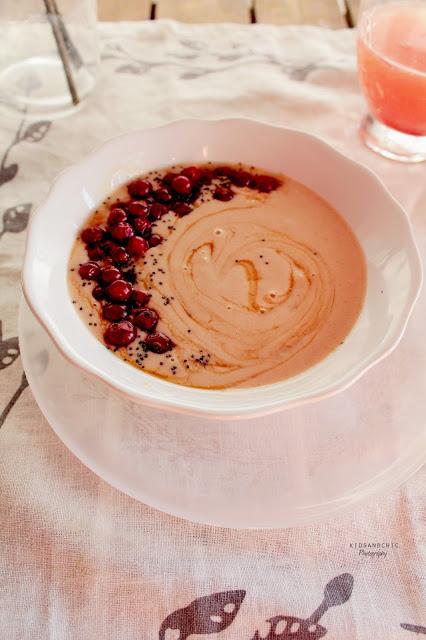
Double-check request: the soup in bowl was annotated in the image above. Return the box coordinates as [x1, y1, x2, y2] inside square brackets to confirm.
[22, 119, 422, 418]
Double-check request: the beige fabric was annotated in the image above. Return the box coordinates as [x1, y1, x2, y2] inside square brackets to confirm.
[0, 21, 425, 639]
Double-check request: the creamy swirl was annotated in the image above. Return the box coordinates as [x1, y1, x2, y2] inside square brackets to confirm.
[135, 185, 365, 388]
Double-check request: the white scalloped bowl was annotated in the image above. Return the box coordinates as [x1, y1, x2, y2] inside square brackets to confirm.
[22, 119, 422, 418]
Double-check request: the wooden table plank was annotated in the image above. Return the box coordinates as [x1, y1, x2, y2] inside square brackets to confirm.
[98, 0, 151, 21]
[255, 0, 346, 28]
[345, 0, 360, 25]
[156, 0, 252, 23]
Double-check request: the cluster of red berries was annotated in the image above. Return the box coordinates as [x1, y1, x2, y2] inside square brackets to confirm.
[78, 257, 174, 352]
[76, 165, 281, 354]
[125, 164, 281, 212]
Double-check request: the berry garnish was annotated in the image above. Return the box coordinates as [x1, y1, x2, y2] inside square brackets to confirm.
[134, 308, 159, 332]
[78, 261, 100, 280]
[127, 236, 149, 258]
[129, 290, 151, 308]
[101, 240, 116, 256]
[81, 226, 104, 244]
[111, 200, 128, 209]
[128, 200, 148, 217]
[87, 245, 105, 261]
[181, 166, 202, 182]
[104, 321, 136, 347]
[213, 186, 234, 201]
[110, 245, 130, 265]
[110, 222, 134, 243]
[171, 175, 192, 195]
[148, 234, 163, 247]
[163, 172, 178, 184]
[132, 217, 152, 237]
[173, 202, 192, 217]
[155, 188, 173, 203]
[108, 207, 127, 226]
[102, 303, 128, 321]
[149, 203, 168, 220]
[106, 279, 132, 302]
[254, 175, 281, 192]
[144, 332, 174, 354]
[127, 178, 152, 198]
[199, 168, 213, 184]
[100, 266, 121, 284]
[92, 285, 105, 301]
[232, 170, 252, 187]
[213, 166, 235, 178]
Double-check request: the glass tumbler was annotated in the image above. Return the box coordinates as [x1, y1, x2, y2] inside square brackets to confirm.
[357, 0, 426, 162]
[0, 0, 98, 118]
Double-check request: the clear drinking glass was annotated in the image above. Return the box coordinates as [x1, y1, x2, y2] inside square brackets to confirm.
[0, 0, 98, 118]
[357, 0, 426, 162]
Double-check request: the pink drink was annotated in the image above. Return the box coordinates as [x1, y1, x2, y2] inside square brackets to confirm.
[357, 3, 426, 136]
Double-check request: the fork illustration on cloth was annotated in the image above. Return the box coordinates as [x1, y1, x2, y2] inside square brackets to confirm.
[159, 574, 354, 639]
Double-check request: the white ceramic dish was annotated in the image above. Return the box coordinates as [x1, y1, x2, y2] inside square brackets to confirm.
[22, 119, 422, 418]
[20, 298, 426, 528]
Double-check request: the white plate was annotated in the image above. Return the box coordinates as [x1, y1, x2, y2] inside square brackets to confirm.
[22, 119, 422, 418]
[20, 298, 426, 529]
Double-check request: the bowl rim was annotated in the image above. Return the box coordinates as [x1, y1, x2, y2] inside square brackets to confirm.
[22, 117, 423, 419]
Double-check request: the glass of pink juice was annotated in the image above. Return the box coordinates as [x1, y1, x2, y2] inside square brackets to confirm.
[357, 0, 426, 162]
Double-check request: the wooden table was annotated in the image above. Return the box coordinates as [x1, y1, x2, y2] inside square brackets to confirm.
[98, 0, 360, 28]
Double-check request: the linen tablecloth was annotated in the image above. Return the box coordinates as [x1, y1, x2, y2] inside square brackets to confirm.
[1, 21, 425, 639]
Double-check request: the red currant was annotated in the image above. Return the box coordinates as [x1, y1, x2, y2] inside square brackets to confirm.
[104, 321, 136, 347]
[78, 261, 100, 280]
